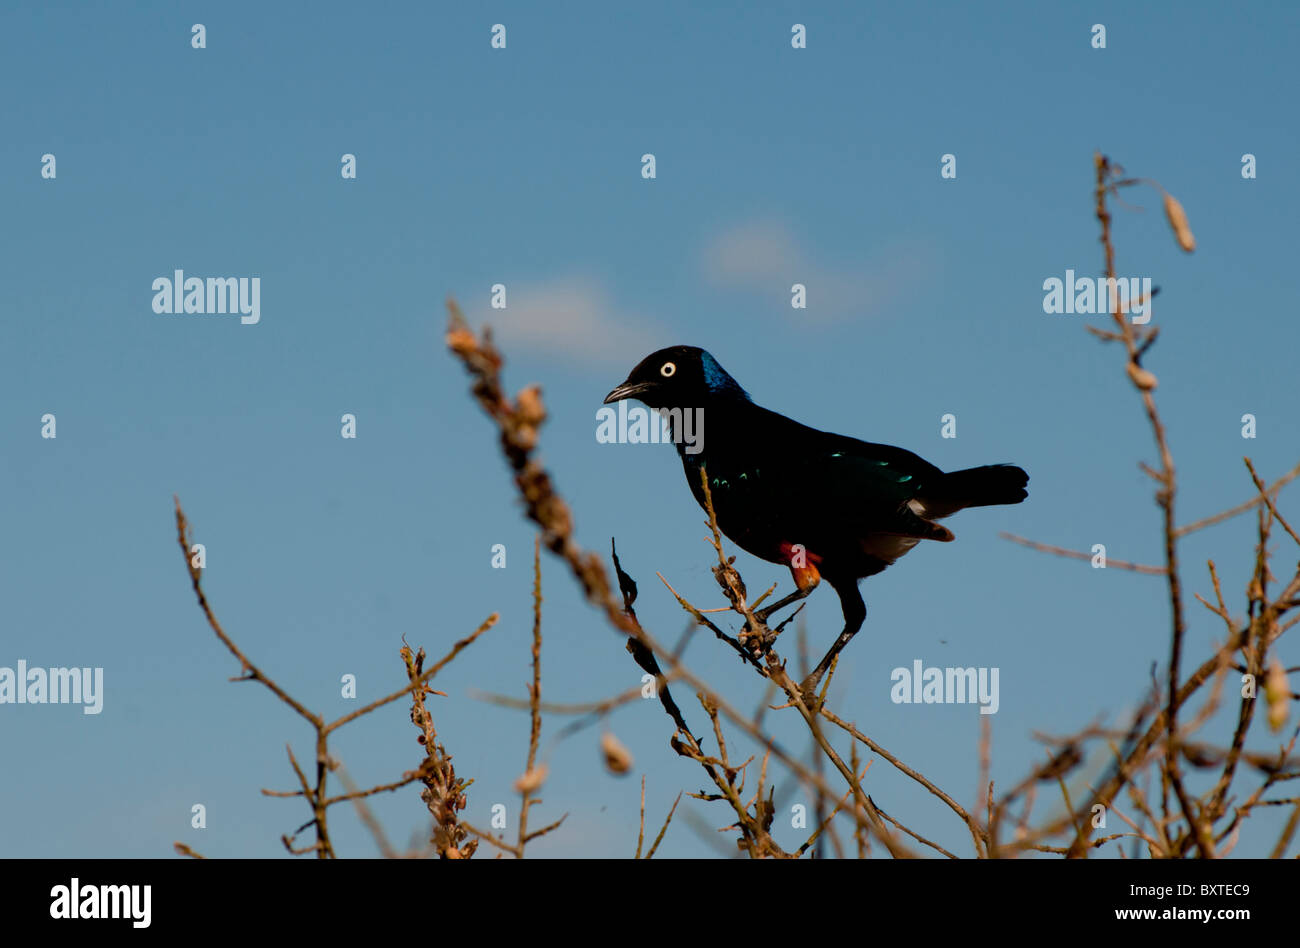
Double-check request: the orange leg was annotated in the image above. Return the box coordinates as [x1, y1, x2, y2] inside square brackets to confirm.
[755, 543, 822, 622]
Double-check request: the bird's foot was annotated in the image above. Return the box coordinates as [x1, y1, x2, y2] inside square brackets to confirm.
[754, 571, 817, 624]
[739, 619, 777, 656]
[796, 673, 825, 710]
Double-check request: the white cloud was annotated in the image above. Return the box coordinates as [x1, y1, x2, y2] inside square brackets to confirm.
[466, 276, 662, 365]
[704, 220, 804, 283]
[701, 220, 929, 322]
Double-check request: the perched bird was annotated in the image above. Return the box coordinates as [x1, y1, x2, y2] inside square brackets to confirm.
[604, 346, 1028, 701]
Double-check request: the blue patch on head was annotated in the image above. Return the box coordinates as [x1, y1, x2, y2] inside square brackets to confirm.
[700, 351, 749, 399]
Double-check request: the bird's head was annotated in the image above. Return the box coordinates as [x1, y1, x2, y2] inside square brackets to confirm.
[603, 346, 750, 409]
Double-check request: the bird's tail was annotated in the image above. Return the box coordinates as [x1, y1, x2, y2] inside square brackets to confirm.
[924, 464, 1028, 517]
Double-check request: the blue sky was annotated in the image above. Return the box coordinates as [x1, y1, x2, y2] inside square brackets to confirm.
[3, 0, 1298, 858]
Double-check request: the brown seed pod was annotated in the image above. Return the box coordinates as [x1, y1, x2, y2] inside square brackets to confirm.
[1126, 362, 1158, 391]
[513, 765, 548, 794]
[1264, 658, 1290, 733]
[515, 385, 547, 425]
[601, 731, 634, 775]
[1162, 192, 1196, 253]
[445, 326, 478, 356]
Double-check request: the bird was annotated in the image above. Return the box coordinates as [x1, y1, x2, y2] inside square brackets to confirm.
[604, 346, 1028, 702]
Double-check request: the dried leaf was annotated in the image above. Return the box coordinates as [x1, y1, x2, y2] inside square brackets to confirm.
[610, 538, 638, 609]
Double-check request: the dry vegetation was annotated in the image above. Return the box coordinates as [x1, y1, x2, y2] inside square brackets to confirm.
[174, 154, 1298, 858]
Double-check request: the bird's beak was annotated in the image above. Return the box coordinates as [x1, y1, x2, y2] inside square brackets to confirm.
[603, 380, 653, 404]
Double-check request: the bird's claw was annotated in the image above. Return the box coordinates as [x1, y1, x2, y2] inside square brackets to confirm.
[740, 620, 776, 656]
[797, 674, 824, 710]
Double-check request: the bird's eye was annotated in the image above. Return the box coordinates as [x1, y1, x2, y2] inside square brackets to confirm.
[660, 362, 676, 378]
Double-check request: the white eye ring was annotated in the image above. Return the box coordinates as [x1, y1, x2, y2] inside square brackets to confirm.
[660, 362, 676, 377]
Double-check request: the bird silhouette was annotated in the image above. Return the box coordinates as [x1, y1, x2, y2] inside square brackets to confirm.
[604, 345, 1028, 702]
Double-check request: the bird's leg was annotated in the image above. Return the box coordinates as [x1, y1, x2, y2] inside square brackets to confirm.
[748, 548, 821, 654]
[754, 560, 820, 622]
[798, 577, 865, 706]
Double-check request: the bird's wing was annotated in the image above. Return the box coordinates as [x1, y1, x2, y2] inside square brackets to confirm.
[692, 405, 952, 544]
[794, 447, 953, 540]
